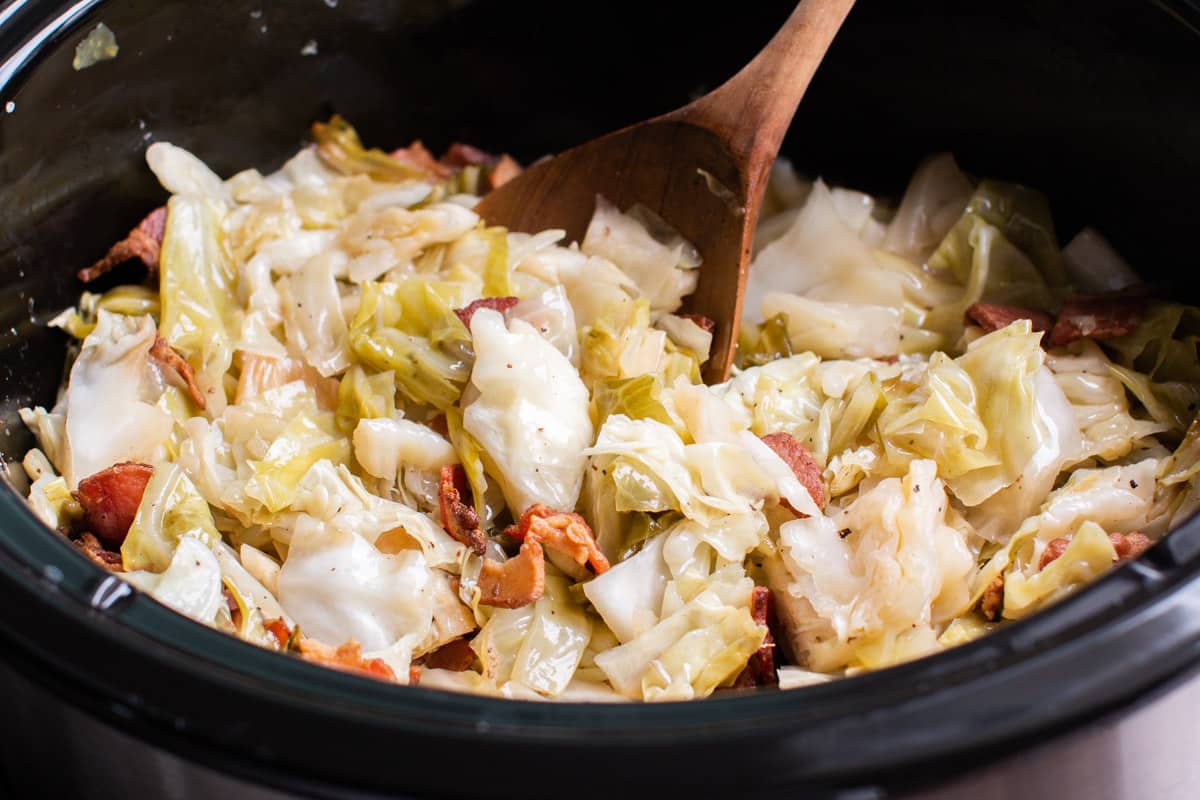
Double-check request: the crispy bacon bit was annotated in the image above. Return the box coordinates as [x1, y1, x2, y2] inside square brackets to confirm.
[1039, 531, 1153, 571]
[235, 354, 339, 410]
[733, 587, 779, 688]
[454, 296, 520, 329]
[298, 639, 397, 682]
[149, 336, 206, 410]
[966, 302, 1054, 334]
[409, 666, 422, 685]
[510, 504, 610, 575]
[760, 432, 826, 514]
[487, 154, 523, 190]
[477, 504, 609, 609]
[264, 618, 292, 650]
[477, 539, 546, 609]
[74, 533, 123, 571]
[422, 637, 477, 672]
[1038, 538, 1072, 571]
[440, 142, 497, 169]
[980, 574, 1005, 622]
[77, 206, 166, 283]
[678, 313, 716, 334]
[1111, 531, 1152, 561]
[74, 462, 154, 547]
[438, 465, 486, 556]
[1046, 294, 1144, 347]
[390, 140, 453, 180]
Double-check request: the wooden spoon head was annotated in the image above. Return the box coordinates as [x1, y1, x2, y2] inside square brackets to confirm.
[475, 119, 757, 385]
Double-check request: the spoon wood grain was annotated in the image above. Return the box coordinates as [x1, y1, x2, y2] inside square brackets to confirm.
[476, 0, 855, 383]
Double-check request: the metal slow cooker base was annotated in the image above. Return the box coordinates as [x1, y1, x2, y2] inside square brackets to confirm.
[3, 656, 1198, 800]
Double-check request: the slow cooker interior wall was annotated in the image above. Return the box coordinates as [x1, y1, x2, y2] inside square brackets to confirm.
[0, 0, 1196, 467]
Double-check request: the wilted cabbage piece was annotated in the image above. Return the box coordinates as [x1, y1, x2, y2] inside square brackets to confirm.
[463, 309, 593, 515]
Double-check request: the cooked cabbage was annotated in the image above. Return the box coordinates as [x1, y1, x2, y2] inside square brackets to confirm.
[24, 125, 1199, 700]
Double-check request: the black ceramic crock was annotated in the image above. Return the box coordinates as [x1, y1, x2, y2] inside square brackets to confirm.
[1, 1, 1199, 798]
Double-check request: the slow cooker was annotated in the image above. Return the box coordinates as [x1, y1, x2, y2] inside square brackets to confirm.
[1, 1, 1199, 797]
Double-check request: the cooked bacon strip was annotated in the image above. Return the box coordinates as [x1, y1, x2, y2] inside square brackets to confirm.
[298, 639, 397, 682]
[74, 533, 123, 571]
[78, 206, 166, 282]
[477, 539, 545, 609]
[390, 140, 452, 180]
[264, 617, 291, 650]
[1037, 538, 1071, 571]
[487, 155, 523, 190]
[509, 504, 610, 575]
[454, 296, 519, 329]
[760, 432, 826, 514]
[421, 637, 476, 672]
[235, 354, 339, 410]
[149, 336, 206, 410]
[438, 465, 486, 556]
[732, 586, 778, 688]
[980, 574, 1005, 622]
[678, 313, 716, 334]
[440, 142, 496, 169]
[477, 505, 609, 609]
[1046, 294, 1144, 347]
[439, 144, 523, 191]
[965, 302, 1054, 334]
[73, 462, 154, 547]
[1039, 531, 1153, 571]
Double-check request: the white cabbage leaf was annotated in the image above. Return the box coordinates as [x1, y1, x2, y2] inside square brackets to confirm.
[463, 309, 593, 514]
[123, 536, 225, 625]
[60, 311, 172, 486]
[581, 195, 699, 313]
[775, 459, 975, 672]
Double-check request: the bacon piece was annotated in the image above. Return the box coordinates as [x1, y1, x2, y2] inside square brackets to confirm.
[732, 586, 778, 688]
[390, 140, 453, 180]
[477, 504, 609, 609]
[409, 666, 422, 685]
[77, 206, 166, 282]
[509, 504, 610, 575]
[1111, 531, 1152, 561]
[298, 639, 397, 682]
[149, 336, 206, 410]
[74, 462, 154, 547]
[760, 432, 826, 514]
[74, 533, 123, 571]
[438, 465, 486, 556]
[440, 142, 497, 169]
[422, 637, 476, 672]
[235, 354, 339, 410]
[264, 618, 292, 650]
[980, 574, 1005, 622]
[454, 296, 519, 329]
[477, 539, 545, 609]
[1039, 531, 1153, 571]
[966, 302, 1054, 334]
[678, 313, 716, 334]
[487, 155, 523, 190]
[1038, 538, 1071, 571]
[1046, 294, 1144, 347]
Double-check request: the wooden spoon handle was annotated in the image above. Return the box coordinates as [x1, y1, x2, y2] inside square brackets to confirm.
[670, 0, 855, 185]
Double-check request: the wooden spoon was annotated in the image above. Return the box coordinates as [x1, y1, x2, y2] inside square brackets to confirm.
[476, 0, 856, 383]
